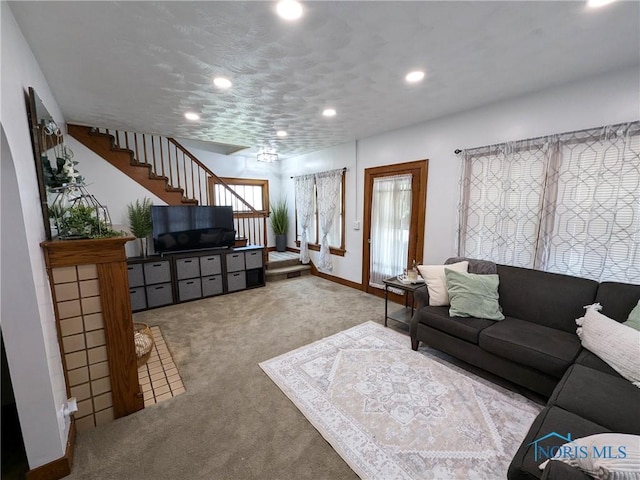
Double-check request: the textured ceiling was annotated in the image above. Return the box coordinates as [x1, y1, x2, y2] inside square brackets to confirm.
[9, 1, 640, 159]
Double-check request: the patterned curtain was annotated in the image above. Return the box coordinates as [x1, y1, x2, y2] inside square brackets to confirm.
[541, 123, 640, 282]
[458, 121, 640, 283]
[294, 174, 315, 264]
[315, 169, 343, 272]
[458, 140, 550, 267]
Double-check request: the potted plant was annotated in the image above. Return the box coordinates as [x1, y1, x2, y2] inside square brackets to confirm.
[54, 203, 120, 239]
[270, 199, 288, 252]
[127, 198, 153, 257]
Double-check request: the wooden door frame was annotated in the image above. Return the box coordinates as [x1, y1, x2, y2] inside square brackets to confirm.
[362, 160, 428, 302]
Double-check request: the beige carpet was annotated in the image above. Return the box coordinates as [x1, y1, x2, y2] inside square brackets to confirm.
[67, 275, 385, 480]
[260, 321, 542, 480]
[66, 275, 542, 479]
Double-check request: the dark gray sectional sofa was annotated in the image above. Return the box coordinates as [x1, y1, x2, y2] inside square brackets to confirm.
[409, 259, 640, 480]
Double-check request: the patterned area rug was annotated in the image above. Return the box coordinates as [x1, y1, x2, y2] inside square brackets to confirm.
[260, 321, 542, 479]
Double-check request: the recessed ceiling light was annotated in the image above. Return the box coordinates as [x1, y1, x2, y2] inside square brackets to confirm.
[184, 112, 200, 121]
[323, 108, 337, 117]
[276, 0, 303, 20]
[587, 0, 616, 7]
[276, 130, 288, 137]
[405, 71, 425, 83]
[213, 77, 232, 89]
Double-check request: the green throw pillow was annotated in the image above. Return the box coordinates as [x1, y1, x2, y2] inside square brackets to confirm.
[624, 299, 640, 331]
[444, 269, 505, 321]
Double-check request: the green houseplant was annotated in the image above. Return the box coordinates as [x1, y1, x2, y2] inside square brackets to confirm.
[270, 199, 288, 252]
[54, 203, 120, 239]
[127, 198, 153, 257]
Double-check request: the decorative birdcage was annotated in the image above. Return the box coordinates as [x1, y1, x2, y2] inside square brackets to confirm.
[49, 184, 113, 239]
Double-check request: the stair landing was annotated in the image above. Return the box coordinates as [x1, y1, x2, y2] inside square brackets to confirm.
[266, 251, 311, 281]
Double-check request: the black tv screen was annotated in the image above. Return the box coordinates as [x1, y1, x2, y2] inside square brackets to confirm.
[151, 206, 235, 253]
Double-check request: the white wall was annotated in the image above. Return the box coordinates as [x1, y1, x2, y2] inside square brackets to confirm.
[0, 3, 69, 468]
[64, 136, 167, 257]
[281, 66, 640, 285]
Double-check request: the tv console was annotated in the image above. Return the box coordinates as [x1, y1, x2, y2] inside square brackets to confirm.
[127, 245, 265, 312]
[155, 245, 231, 257]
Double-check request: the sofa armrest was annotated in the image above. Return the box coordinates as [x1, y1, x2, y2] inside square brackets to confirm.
[540, 460, 590, 480]
[414, 285, 429, 309]
[410, 286, 429, 349]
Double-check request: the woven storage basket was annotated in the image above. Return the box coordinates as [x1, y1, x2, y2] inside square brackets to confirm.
[134, 323, 154, 367]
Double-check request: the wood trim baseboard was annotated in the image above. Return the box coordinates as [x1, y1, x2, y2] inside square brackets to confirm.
[309, 261, 365, 292]
[26, 419, 76, 480]
[290, 248, 408, 304]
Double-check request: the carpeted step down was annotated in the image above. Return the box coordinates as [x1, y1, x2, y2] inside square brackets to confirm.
[265, 264, 311, 281]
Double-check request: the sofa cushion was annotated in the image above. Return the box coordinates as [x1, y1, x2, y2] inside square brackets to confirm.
[479, 318, 580, 378]
[573, 349, 620, 377]
[415, 306, 495, 344]
[548, 364, 640, 434]
[539, 433, 640, 480]
[508, 406, 611, 480]
[626, 299, 640, 330]
[576, 304, 640, 387]
[417, 260, 468, 306]
[594, 282, 640, 323]
[539, 459, 591, 480]
[496, 265, 598, 333]
[445, 269, 505, 320]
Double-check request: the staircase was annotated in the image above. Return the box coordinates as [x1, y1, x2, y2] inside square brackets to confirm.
[68, 124, 268, 250]
[69, 124, 314, 280]
[265, 251, 311, 281]
[68, 124, 198, 206]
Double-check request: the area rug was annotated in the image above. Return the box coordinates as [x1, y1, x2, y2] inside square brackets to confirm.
[259, 321, 542, 480]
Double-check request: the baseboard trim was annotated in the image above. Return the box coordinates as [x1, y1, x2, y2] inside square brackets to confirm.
[309, 262, 365, 291]
[26, 419, 76, 480]
[283, 247, 365, 292]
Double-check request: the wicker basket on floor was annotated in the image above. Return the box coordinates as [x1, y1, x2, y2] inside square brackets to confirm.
[134, 323, 154, 367]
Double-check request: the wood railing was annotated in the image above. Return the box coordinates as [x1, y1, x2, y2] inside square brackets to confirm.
[96, 128, 269, 249]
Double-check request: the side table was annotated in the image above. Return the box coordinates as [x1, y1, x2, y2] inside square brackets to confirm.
[382, 276, 426, 327]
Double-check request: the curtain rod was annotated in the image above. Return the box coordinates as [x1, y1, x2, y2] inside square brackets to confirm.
[290, 167, 347, 179]
[453, 120, 639, 155]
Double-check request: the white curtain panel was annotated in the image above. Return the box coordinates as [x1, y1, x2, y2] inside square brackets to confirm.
[369, 174, 413, 289]
[458, 121, 640, 283]
[294, 174, 315, 264]
[315, 169, 343, 272]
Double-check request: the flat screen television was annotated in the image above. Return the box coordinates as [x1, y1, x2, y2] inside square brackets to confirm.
[151, 205, 236, 253]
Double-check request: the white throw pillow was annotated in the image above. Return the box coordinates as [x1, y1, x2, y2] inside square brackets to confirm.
[417, 261, 468, 306]
[576, 303, 640, 388]
[539, 433, 640, 479]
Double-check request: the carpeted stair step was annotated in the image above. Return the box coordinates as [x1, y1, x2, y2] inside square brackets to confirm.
[265, 264, 311, 281]
[266, 257, 302, 270]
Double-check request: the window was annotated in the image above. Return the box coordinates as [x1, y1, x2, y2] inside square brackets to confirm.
[295, 171, 346, 256]
[208, 177, 269, 213]
[458, 122, 640, 283]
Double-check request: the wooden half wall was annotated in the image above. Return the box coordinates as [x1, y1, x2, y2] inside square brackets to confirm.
[41, 237, 143, 433]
